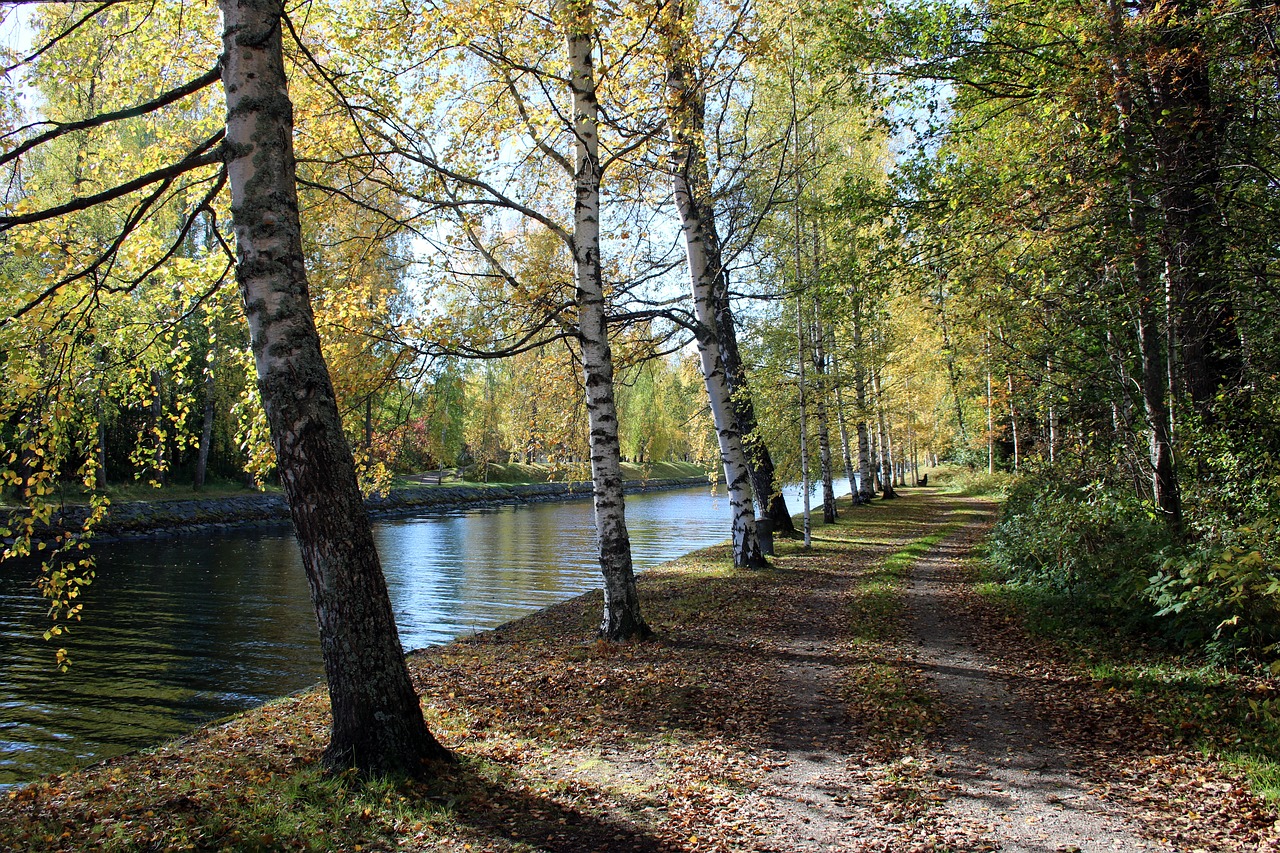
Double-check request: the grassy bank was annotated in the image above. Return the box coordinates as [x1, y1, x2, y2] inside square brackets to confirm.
[462, 460, 709, 485]
[5, 461, 710, 510]
[0, 492, 945, 853]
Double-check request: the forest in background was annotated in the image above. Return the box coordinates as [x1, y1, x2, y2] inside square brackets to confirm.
[2, 0, 1278, 774]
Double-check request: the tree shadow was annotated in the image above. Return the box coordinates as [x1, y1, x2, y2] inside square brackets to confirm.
[424, 759, 684, 853]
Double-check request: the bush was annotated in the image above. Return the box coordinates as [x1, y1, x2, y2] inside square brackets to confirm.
[1147, 516, 1280, 663]
[988, 466, 1172, 609]
[988, 455, 1280, 665]
[1146, 398, 1280, 663]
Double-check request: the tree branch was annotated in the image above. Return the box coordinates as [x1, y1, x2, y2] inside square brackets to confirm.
[0, 129, 224, 230]
[1, 67, 222, 168]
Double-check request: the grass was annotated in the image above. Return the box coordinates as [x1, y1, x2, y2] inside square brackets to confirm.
[3, 461, 711, 508]
[838, 523, 961, 759]
[929, 464, 1011, 499]
[0, 491, 956, 852]
[465, 459, 709, 485]
[1, 478, 277, 509]
[850, 527, 955, 644]
[977, 569, 1280, 804]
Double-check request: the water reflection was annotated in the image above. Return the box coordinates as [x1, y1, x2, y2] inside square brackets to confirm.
[0, 478, 846, 785]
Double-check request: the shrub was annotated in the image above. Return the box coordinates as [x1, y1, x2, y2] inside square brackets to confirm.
[1147, 516, 1280, 663]
[988, 466, 1172, 610]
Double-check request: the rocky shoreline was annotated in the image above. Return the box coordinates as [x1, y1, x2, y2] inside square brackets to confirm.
[21, 476, 713, 543]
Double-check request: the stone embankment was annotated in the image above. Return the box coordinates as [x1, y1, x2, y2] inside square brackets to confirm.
[20, 476, 711, 542]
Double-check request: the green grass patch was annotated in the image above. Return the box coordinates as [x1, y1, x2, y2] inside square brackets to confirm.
[929, 464, 1011, 498]
[850, 526, 957, 644]
[1, 478, 279, 509]
[1089, 659, 1280, 803]
[978, 566, 1280, 803]
[839, 520, 963, 754]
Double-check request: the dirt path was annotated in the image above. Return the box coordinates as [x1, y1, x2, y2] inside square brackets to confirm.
[906, 504, 1164, 852]
[751, 496, 1166, 852]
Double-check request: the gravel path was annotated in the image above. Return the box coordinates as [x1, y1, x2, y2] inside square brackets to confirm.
[751, 495, 1179, 852]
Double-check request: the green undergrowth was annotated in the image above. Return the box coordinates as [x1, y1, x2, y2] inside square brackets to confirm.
[978, 574, 1280, 803]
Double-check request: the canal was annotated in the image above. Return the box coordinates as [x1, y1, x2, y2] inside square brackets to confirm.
[0, 478, 849, 785]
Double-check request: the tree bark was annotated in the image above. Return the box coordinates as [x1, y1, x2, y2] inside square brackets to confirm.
[872, 367, 896, 499]
[1007, 372, 1019, 471]
[562, 0, 652, 637]
[985, 331, 994, 475]
[852, 307, 876, 502]
[830, 346, 858, 498]
[662, 0, 765, 567]
[997, 326, 1019, 472]
[194, 367, 215, 490]
[796, 295, 812, 546]
[714, 270, 796, 536]
[812, 308, 837, 523]
[1046, 355, 1058, 463]
[1105, 0, 1183, 530]
[936, 275, 969, 444]
[218, 0, 449, 776]
[1144, 0, 1239, 411]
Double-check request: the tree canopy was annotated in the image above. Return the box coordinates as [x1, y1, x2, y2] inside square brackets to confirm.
[2, 0, 1278, 771]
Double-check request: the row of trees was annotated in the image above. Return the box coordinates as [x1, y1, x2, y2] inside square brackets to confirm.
[7, 0, 1273, 781]
[827, 0, 1280, 655]
[0, 0, 850, 778]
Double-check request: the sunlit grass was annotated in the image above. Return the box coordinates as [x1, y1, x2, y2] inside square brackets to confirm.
[928, 464, 1011, 498]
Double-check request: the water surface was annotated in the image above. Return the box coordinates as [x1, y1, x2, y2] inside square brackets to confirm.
[0, 478, 847, 785]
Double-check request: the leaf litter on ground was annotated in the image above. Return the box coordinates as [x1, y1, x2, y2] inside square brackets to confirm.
[0, 489, 1275, 852]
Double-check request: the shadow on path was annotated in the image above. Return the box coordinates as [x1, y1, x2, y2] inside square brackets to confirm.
[906, 505, 1166, 852]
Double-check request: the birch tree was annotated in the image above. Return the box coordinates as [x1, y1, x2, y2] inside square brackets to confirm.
[659, 0, 765, 568]
[560, 0, 652, 637]
[217, 0, 450, 776]
[0, 0, 452, 776]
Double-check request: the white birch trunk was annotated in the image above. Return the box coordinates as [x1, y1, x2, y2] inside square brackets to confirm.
[986, 331, 995, 475]
[218, 0, 446, 776]
[797, 295, 812, 546]
[662, 0, 763, 567]
[830, 347, 858, 497]
[852, 306, 876, 502]
[872, 367, 896, 499]
[812, 306, 837, 523]
[561, 0, 650, 637]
